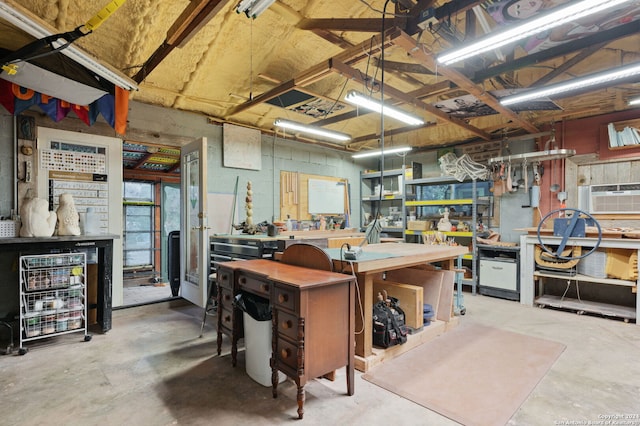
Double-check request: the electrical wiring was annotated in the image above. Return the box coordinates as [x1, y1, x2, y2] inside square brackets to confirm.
[347, 260, 366, 335]
[337, 244, 365, 335]
[358, 0, 411, 17]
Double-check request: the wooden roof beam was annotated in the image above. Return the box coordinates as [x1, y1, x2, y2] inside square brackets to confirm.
[227, 32, 395, 116]
[349, 121, 438, 145]
[133, 0, 231, 83]
[329, 58, 492, 140]
[470, 21, 639, 83]
[391, 30, 539, 134]
[297, 18, 402, 32]
[313, 80, 453, 127]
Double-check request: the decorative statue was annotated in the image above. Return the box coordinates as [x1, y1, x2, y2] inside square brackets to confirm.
[245, 181, 253, 226]
[56, 193, 81, 236]
[437, 207, 453, 232]
[19, 197, 57, 237]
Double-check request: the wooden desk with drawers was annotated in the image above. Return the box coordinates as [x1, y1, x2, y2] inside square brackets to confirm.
[215, 259, 355, 419]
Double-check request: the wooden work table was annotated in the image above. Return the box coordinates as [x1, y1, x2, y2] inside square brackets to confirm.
[215, 259, 355, 420]
[325, 243, 469, 371]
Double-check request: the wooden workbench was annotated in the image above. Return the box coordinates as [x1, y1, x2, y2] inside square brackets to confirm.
[326, 242, 469, 371]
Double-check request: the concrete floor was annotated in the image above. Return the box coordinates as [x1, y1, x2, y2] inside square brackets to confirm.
[122, 282, 175, 307]
[1, 294, 639, 426]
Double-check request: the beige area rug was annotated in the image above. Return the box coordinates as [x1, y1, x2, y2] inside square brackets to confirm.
[362, 323, 565, 426]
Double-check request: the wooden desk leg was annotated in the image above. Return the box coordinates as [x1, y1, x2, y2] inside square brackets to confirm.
[354, 273, 373, 358]
[231, 333, 238, 367]
[297, 385, 305, 419]
[216, 291, 223, 356]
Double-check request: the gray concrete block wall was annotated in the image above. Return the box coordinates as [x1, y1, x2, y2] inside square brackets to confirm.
[127, 102, 363, 227]
[0, 113, 15, 218]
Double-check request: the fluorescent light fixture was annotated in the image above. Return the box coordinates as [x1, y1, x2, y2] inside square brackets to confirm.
[236, 0, 276, 18]
[352, 146, 412, 159]
[345, 90, 424, 126]
[274, 118, 351, 142]
[0, 61, 108, 105]
[500, 62, 640, 106]
[630, 97, 640, 106]
[437, 0, 633, 66]
[0, 2, 137, 91]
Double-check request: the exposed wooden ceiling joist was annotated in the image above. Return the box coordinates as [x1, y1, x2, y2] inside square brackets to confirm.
[391, 30, 539, 134]
[228, 31, 395, 117]
[329, 58, 492, 140]
[470, 21, 640, 83]
[133, 0, 232, 83]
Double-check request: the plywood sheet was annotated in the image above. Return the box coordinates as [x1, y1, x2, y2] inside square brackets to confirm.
[373, 279, 424, 329]
[385, 268, 444, 320]
[437, 270, 456, 322]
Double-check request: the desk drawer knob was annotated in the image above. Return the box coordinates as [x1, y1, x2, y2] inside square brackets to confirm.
[281, 348, 291, 359]
[278, 293, 288, 303]
[282, 319, 293, 329]
[239, 277, 246, 284]
[224, 314, 231, 323]
[260, 283, 269, 292]
[223, 294, 231, 302]
[221, 275, 228, 282]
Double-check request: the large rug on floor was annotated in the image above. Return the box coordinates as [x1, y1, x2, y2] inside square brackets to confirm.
[362, 323, 565, 426]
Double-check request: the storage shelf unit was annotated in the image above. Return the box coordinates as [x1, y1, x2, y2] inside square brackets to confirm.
[404, 177, 492, 294]
[521, 234, 639, 324]
[19, 252, 91, 353]
[360, 169, 405, 238]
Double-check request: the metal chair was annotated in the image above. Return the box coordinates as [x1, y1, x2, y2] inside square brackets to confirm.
[199, 273, 217, 338]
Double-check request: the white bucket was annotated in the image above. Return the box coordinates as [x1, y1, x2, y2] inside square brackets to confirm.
[243, 312, 287, 387]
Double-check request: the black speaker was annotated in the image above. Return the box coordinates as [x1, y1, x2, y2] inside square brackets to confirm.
[168, 231, 180, 297]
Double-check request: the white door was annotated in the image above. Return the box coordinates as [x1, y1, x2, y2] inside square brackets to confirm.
[180, 137, 209, 307]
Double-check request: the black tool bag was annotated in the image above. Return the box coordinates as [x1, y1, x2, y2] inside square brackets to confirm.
[372, 292, 408, 348]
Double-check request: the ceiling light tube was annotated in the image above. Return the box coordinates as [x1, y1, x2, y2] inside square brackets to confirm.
[500, 62, 640, 106]
[352, 146, 412, 159]
[274, 118, 351, 142]
[345, 90, 424, 126]
[437, 0, 633, 66]
[236, 0, 275, 18]
[630, 97, 640, 106]
[248, 0, 276, 18]
[236, 0, 255, 13]
[0, 2, 137, 91]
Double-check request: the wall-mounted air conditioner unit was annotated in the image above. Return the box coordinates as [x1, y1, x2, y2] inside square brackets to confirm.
[589, 183, 640, 214]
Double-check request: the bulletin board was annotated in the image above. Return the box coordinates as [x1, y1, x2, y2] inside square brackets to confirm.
[280, 171, 348, 220]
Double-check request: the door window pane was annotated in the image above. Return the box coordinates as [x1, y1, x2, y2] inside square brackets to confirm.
[123, 181, 154, 268]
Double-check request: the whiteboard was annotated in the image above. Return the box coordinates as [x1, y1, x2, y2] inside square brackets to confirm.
[308, 179, 345, 214]
[223, 123, 262, 170]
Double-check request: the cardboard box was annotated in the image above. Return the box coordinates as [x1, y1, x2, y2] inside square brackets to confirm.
[408, 220, 431, 231]
[606, 248, 638, 281]
[373, 280, 424, 329]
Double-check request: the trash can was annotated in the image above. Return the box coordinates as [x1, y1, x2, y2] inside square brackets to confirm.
[234, 292, 286, 387]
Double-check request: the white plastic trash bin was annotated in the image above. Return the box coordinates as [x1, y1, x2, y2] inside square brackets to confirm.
[243, 312, 287, 387]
